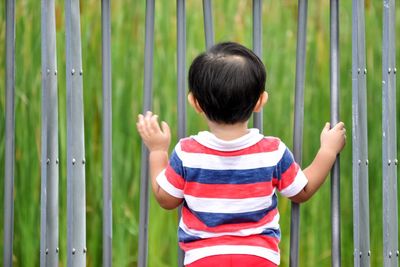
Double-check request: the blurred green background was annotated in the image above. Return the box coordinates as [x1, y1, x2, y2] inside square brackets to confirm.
[0, 0, 399, 266]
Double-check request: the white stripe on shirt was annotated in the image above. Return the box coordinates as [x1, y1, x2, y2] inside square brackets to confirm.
[279, 170, 308, 197]
[184, 191, 275, 213]
[179, 212, 280, 239]
[184, 245, 280, 265]
[156, 169, 184, 198]
[175, 141, 286, 170]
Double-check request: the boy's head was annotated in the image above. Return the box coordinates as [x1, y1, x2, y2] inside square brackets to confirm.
[188, 41, 267, 124]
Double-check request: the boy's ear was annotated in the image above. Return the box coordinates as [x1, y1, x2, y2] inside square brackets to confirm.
[253, 91, 268, 112]
[188, 93, 203, 113]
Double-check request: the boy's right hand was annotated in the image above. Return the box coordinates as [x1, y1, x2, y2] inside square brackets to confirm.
[136, 111, 171, 152]
[320, 122, 346, 155]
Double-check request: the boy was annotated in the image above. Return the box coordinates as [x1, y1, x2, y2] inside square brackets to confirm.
[136, 42, 346, 267]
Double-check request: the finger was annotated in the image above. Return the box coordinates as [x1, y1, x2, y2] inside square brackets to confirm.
[145, 111, 153, 118]
[136, 122, 149, 139]
[138, 121, 151, 137]
[323, 122, 330, 131]
[139, 114, 153, 137]
[144, 112, 154, 133]
[333, 122, 345, 130]
[161, 121, 171, 138]
[150, 115, 161, 133]
[137, 114, 144, 123]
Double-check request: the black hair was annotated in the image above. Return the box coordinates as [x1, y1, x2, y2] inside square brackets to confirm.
[188, 41, 266, 124]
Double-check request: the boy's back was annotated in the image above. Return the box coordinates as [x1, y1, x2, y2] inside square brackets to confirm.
[157, 129, 307, 265]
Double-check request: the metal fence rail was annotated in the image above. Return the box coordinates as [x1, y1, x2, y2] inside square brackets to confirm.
[252, 0, 263, 131]
[40, 0, 60, 265]
[102, 0, 113, 266]
[330, 1, 341, 266]
[3, 0, 16, 266]
[352, 0, 371, 266]
[177, 0, 187, 266]
[138, 0, 155, 266]
[202, 0, 214, 50]
[290, 1, 308, 266]
[382, 0, 398, 266]
[65, 0, 87, 265]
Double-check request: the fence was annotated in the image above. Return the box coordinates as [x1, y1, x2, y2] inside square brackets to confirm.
[2, 0, 398, 267]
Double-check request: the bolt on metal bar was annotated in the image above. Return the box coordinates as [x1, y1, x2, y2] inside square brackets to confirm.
[330, 1, 341, 266]
[138, 0, 155, 266]
[177, 0, 186, 266]
[351, 0, 370, 266]
[252, 0, 263, 131]
[202, 0, 214, 49]
[382, 0, 398, 266]
[4, 0, 16, 266]
[40, 0, 60, 265]
[102, 0, 112, 266]
[289, 1, 308, 266]
[65, 0, 87, 265]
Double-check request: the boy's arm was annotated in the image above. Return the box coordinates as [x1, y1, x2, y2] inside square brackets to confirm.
[289, 122, 346, 203]
[137, 111, 183, 210]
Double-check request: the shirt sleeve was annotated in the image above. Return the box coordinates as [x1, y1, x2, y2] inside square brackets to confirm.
[156, 143, 185, 199]
[274, 141, 308, 198]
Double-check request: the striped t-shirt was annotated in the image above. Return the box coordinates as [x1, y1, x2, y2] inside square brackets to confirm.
[156, 128, 308, 265]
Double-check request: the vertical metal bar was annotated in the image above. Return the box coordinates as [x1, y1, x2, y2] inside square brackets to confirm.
[252, 0, 263, 131]
[3, 0, 16, 266]
[352, 0, 370, 266]
[351, 2, 360, 266]
[202, 0, 214, 49]
[138, 0, 155, 266]
[65, 0, 86, 265]
[177, 0, 186, 266]
[382, 0, 398, 266]
[330, 1, 341, 266]
[102, 0, 112, 266]
[289, 1, 307, 266]
[41, 0, 60, 265]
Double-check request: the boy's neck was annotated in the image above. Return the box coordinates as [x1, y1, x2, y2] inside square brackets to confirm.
[207, 120, 249, 141]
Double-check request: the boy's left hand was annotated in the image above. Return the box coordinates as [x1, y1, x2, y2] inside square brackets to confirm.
[136, 111, 171, 152]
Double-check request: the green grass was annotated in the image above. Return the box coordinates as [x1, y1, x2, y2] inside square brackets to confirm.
[0, 0, 399, 266]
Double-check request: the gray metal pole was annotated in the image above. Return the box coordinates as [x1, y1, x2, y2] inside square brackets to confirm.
[252, 0, 263, 131]
[330, 1, 341, 266]
[289, 1, 307, 266]
[40, 0, 60, 265]
[177, 0, 186, 266]
[202, 0, 214, 50]
[4, 0, 16, 266]
[102, 0, 112, 266]
[351, 0, 370, 266]
[138, 0, 155, 266]
[65, 0, 87, 265]
[382, 0, 398, 266]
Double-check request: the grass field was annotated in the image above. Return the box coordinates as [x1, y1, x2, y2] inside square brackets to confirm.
[0, 0, 399, 266]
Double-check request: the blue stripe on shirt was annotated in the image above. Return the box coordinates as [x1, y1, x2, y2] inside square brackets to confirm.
[273, 148, 295, 180]
[178, 227, 281, 243]
[185, 194, 278, 227]
[178, 228, 202, 243]
[260, 228, 281, 240]
[184, 166, 275, 184]
[169, 150, 185, 177]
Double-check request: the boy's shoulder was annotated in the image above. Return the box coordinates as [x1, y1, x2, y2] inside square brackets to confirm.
[256, 136, 283, 152]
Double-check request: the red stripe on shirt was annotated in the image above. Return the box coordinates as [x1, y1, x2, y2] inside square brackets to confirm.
[179, 234, 279, 252]
[278, 163, 299, 191]
[182, 206, 278, 233]
[180, 138, 280, 157]
[165, 165, 185, 190]
[184, 181, 274, 199]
